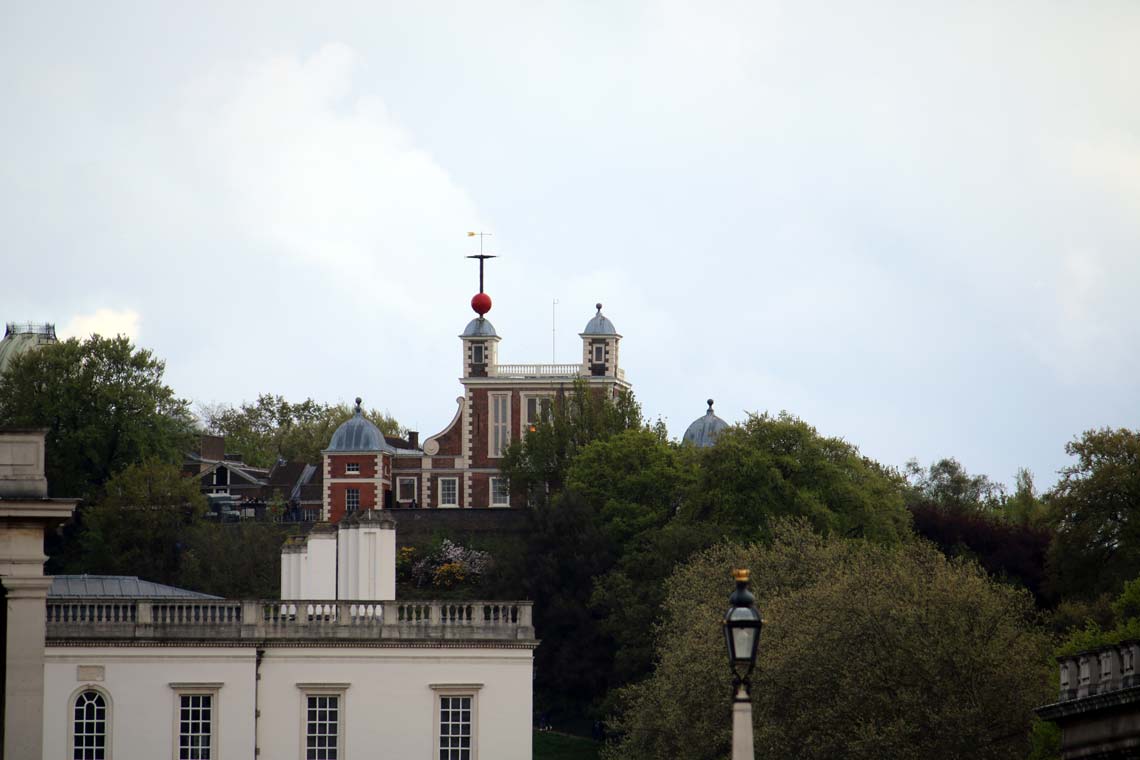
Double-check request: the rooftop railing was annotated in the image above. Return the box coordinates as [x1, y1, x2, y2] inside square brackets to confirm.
[489, 363, 584, 378]
[46, 599, 535, 643]
[4, 322, 56, 339]
[1053, 642, 1140, 702]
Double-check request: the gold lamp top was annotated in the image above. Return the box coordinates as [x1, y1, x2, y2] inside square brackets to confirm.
[732, 568, 750, 583]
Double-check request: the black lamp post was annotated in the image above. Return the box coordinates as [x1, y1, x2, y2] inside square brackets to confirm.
[724, 568, 761, 760]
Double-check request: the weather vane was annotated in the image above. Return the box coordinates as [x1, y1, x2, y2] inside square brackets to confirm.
[466, 231, 496, 315]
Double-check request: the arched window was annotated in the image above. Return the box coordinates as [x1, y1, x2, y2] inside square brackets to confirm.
[73, 689, 107, 759]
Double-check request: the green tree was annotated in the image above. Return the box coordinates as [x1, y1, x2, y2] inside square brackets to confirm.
[501, 380, 646, 506]
[0, 335, 194, 500]
[73, 461, 206, 585]
[201, 394, 402, 467]
[180, 522, 291, 598]
[1003, 468, 1048, 527]
[605, 522, 1052, 760]
[1046, 428, 1140, 599]
[903, 456, 1007, 514]
[683, 412, 911, 543]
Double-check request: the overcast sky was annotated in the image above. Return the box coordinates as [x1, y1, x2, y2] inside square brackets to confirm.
[3, 1, 1139, 490]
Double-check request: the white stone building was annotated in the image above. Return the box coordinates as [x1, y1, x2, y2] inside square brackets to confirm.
[1, 430, 536, 760]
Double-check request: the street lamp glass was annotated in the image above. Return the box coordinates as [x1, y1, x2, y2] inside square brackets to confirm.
[725, 606, 761, 664]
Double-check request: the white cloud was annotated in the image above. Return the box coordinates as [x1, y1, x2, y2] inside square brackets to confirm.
[59, 309, 141, 341]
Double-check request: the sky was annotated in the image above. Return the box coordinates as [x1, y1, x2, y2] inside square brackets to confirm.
[3, 1, 1139, 491]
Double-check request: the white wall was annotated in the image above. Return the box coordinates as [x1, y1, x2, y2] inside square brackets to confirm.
[304, 533, 337, 599]
[44, 644, 533, 760]
[43, 647, 258, 759]
[258, 646, 533, 760]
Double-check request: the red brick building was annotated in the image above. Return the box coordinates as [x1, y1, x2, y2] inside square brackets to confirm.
[321, 302, 631, 521]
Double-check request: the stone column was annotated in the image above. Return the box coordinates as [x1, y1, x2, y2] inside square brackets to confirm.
[2, 576, 52, 760]
[732, 696, 754, 760]
[0, 430, 78, 760]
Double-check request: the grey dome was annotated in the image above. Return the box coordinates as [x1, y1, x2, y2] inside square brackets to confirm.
[327, 398, 394, 452]
[461, 317, 498, 338]
[581, 303, 618, 336]
[683, 399, 728, 448]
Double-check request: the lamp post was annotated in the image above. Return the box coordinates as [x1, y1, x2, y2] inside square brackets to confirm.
[724, 568, 762, 760]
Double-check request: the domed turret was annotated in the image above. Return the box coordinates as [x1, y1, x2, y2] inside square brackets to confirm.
[683, 399, 728, 447]
[0, 323, 57, 375]
[461, 317, 498, 338]
[581, 303, 618, 336]
[327, 398, 393, 452]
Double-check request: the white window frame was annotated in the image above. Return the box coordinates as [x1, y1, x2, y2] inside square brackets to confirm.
[396, 477, 417, 503]
[345, 488, 360, 513]
[345, 462, 360, 474]
[297, 684, 348, 760]
[439, 477, 459, 508]
[593, 343, 605, 364]
[68, 685, 112, 760]
[521, 394, 553, 435]
[490, 477, 510, 508]
[431, 684, 482, 760]
[488, 392, 510, 458]
[170, 683, 221, 760]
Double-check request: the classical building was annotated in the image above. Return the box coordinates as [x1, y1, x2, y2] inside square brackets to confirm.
[0, 429, 537, 760]
[1038, 643, 1140, 759]
[319, 299, 631, 521]
[0, 322, 57, 375]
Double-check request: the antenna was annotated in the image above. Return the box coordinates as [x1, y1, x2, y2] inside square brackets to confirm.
[552, 299, 559, 363]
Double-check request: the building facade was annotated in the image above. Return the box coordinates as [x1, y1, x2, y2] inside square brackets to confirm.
[320, 302, 631, 521]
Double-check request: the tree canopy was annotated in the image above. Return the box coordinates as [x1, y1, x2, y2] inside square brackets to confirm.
[605, 522, 1052, 760]
[682, 412, 912, 543]
[200, 393, 402, 467]
[1047, 427, 1140, 599]
[0, 335, 194, 500]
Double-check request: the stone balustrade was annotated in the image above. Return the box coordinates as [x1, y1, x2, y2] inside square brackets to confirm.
[489, 363, 584, 378]
[1054, 642, 1140, 702]
[46, 599, 535, 643]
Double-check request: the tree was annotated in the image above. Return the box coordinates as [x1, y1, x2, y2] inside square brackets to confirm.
[73, 461, 207, 585]
[0, 335, 194, 500]
[1047, 428, 1140, 599]
[682, 412, 911, 543]
[605, 522, 1052, 760]
[903, 457, 1007, 514]
[201, 394, 402, 467]
[500, 380, 646, 506]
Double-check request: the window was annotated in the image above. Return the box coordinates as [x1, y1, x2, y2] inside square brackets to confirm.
[490, 478, 509, 507]
[593, 344, 605, 364]
[431, 685, 480, 760]
[439, 695, 473, 760]
[214, 468, 228, 487]
[397, 477, 417, 503]
[523, 396, 552, 433]
[177, 693, 214, 760]
[345, 488, 359, 513]
[305, 694, 341, 760]
[439, 477, 458, 507]
[489, 393, 510, 458]
[72, 689, 107, 760]
[471, 344, 485, 364]
[345, 462, 359, 474]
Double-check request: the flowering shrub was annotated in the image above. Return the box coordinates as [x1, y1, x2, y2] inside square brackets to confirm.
[433, 562, 467, 589]
[396, 546, 416, 581]
[411, 540, 491, 588]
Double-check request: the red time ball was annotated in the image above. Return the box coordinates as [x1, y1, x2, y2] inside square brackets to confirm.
[471, 292, 492, 316]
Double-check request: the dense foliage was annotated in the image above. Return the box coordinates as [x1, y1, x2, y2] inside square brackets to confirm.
[200, 393, 402, 467]
[605, 523, 1053, 760]
[0, 335, 194, 500]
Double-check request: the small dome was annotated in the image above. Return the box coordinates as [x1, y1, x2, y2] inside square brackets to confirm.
[327, 398, 393, 452]
[683, 399, 728, 448]
[582, 303, 618, 336]
[0, 323, 57, 375]
[461, 317, 498, 338]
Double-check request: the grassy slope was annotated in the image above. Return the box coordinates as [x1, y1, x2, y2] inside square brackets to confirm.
[533, 731, 602, 760]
